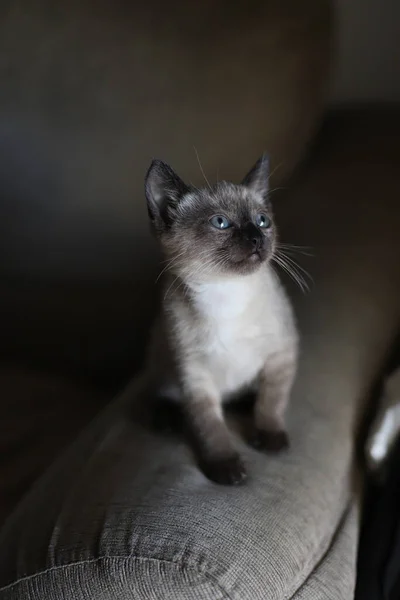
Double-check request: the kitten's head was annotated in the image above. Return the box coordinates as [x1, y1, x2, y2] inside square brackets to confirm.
[145, 155, 277, 281]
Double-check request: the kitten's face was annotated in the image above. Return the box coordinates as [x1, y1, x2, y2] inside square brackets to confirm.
[145, 155, 276, 280]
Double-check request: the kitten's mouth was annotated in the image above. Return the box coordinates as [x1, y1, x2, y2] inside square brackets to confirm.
[248, 248, 269, 264]
[249, 251, 262, 262]
[233, 250, 267, 268]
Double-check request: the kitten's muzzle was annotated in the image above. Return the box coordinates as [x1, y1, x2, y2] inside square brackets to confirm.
[243, 222, 264, 253]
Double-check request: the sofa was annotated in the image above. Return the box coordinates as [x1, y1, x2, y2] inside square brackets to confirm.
[1, 2, 400, 599]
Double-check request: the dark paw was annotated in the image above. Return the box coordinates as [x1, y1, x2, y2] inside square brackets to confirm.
[202, 455, 247, 486]
[250, 429, 290, 453]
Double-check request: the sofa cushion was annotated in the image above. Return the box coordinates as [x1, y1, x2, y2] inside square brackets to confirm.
[0, 112, 399, 599]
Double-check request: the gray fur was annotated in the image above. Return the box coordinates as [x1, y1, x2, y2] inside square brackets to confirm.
[143, 156, 298, 485]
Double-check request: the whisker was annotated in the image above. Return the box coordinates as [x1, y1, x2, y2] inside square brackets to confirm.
[277, 242, 314, 257]
[159, 246, 217, 286]
[276, 251, 314, 284]
[158, 250, 186, 270]
[164, 254, 225, 299]
[278, 248, 314, 258]
[273, 254, 308, 294]
[268, 186, 287, 195]
[156, 250, 187, 283]
[188, 180, 201, 193]
[278, 243, 313, 250]
[279, 257, 310, 293]
[164, 275, 180, 301]
[269, 161, 283, 180]
[193, 146, 211, 189]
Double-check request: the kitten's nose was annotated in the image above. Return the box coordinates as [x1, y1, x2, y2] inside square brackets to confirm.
[243, 223, 264, 252]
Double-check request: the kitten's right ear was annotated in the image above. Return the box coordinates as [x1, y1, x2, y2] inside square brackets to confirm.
[145, 159, 189, 230]
[241, 153, 270, 201]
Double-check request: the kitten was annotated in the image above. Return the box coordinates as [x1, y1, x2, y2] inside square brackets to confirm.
[143, 155, 298, 485]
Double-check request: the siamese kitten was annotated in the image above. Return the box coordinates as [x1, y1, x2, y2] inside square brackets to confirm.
[144, 155, 298, 485]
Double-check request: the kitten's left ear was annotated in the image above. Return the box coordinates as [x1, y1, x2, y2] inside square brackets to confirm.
[145, 159, 189, 230]
[241, 154, 269, 200]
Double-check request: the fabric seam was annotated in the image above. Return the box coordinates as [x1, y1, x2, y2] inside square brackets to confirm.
[0, 555, 233, 599]
[0, 504, 354, 599]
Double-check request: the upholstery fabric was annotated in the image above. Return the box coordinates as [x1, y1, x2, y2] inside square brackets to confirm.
[0, 112, 399, 599]
[295, 504, 359, 600]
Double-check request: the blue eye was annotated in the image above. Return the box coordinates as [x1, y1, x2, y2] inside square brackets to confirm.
[255, 213, 271, 228]
[210, 215, 231, 230]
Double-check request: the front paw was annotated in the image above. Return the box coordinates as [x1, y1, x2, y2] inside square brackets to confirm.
[201, 454, 247, 486]
[249, 429, 290, 453]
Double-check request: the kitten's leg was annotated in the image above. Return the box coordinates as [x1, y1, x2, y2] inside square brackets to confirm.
[250, 354, 296, 452]
[184, 393, 247, 485]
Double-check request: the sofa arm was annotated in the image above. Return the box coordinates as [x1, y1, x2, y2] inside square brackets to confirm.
[0, 307, 379, 600]
[0, 367, 362, 600]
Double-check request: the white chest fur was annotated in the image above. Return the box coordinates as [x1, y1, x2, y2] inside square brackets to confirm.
[189, 268, 289, 398]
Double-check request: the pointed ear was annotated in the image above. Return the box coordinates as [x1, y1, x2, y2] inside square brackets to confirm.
[145, 159, 189, 229]
[241, 154, 270, 200]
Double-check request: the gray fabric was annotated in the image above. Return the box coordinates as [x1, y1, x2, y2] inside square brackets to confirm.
[1, 113, 400, 599]
[295, 503, 359, 600]
[0, 503, 360, 600]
